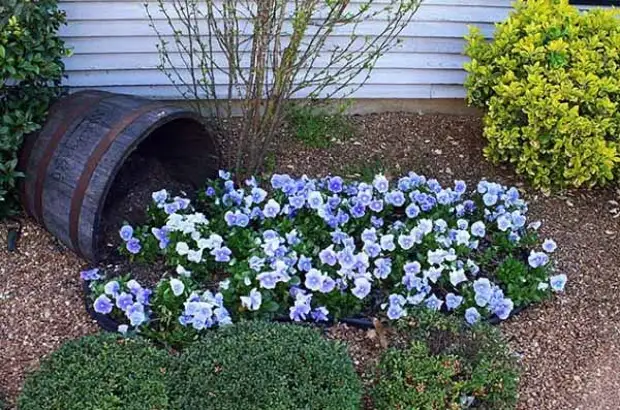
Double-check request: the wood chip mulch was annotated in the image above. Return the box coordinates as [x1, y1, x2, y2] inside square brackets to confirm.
[1, 112, 619, 409]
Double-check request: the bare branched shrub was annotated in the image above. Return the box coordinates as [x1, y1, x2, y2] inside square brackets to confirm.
[146, 0, 422, 177]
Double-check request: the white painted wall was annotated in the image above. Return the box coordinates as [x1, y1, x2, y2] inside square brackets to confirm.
[58, 0, 514, 99]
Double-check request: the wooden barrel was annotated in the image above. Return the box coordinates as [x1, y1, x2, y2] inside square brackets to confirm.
[19, 90, 220, 262]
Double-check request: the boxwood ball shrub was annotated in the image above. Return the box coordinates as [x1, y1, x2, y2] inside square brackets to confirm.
[81, 171, 566, 347]
[18, 333, 172, 410]
[168, 321, 362, 410]
[465, 0, 620, 189]
[0, 0, 69, 218]
[372, 309, 519, 410]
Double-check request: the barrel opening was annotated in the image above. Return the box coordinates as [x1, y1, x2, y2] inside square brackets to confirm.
[100, 116, 219, 259]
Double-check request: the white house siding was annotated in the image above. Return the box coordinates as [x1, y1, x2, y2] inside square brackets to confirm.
[58, 0, 514, 99]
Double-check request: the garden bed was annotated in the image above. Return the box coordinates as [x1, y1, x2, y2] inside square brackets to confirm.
[2, 112, 619, 409]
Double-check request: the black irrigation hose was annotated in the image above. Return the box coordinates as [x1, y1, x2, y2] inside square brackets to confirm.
[82, 280, 527, 333]
[3, 218, 22, 252]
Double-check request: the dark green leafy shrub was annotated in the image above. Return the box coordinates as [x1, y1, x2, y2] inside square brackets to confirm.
[372, 310, 519, 410]
[0, 0, 69, 218]
[465, 0, 620, 189]
[18, 333, 172, 410]
[169, 321, 362, 410]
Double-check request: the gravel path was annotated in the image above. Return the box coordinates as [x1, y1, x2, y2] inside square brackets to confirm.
[1, 112, 619, 409]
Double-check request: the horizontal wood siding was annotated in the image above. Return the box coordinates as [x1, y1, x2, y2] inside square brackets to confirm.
[59, 0, 515, 99]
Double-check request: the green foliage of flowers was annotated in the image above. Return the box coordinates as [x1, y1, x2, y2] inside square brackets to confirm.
[465, 0, 620, 189]
[372, 310, 519, 410]
[0, 0, 69, 218]
[168, 321, 363, 410]
[17, 333, 172, 410]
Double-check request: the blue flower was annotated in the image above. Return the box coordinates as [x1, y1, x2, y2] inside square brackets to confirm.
[319, 246, 337, 266]
[368, 199, 383, 213]
[404, 261, 421, 275]
[465, 307, 481, 325]
[352, 277, 372, 299]
[297, 255, 312, 272]
[328, 176, 343, 193]
[473, 278, 492, 307]
[94, 294, 113, 314]
[425, 294, 443, 311]
[164, 201, 180, 215]
[80, 268, 100, 281]
[361, 228, 378, 244]
[454, 180, 467, 195]
[115, 292, 134, 311]
[549, 274, 567, 292]
[263, 199, 281, 218]
[373, 257, 392, 279]
[492, 297, 514, 320]
[320, 276, 336, 293]
[445, 293, 463, 310]
[241, 288, 262, 311]
[387, 303, 406, 320]
[311, 306, 330, 322]
[256, 272, 278, 289]
[398, 177, 412, 191]
[289, 302, 311, 322]
[151, 227, 170, 249]
[219, 170, 231, 180]
[405, 203, 420, 218]
[170, 278, 185, 296]
[251, 187, 267, 204]
[119, 225, 134, 242]
[449, 269, 468, 287]
[126, 302, 147, 327]
[126, 238, 141, 255]
[497, 214, 512, 231]
[136, 288, 152, 305]
[304, 269, 324, 291]
[307, 191, 324, 209]
[543, 239, 557, 253]
[371, 216, 384, 228]
[483, 192, 498, 207]
[205, 186, 216, 196]
[363, 241, 381, 258]
[386, 190, 406, 207]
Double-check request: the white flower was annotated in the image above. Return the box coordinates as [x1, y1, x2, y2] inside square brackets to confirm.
[187, 249, 203, 263]
[449, 269, 468, 287]
[176, 265, 192, 277]
[170, 278, 185, 296]
[176, 242, 190, 256]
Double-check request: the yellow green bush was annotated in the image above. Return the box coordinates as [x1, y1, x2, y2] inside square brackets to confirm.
[465, 0, 620, 189]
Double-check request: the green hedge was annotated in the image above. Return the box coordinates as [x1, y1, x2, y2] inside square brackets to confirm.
[0, 0, 69, 218]
[371, 310, 519, 410]
[169, 321, 363, 410]
[465, 0, 620, 189]
[18, 334, 172, 410]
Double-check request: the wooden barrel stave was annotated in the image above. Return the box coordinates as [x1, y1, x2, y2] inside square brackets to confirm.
[19, 90, 220, 262]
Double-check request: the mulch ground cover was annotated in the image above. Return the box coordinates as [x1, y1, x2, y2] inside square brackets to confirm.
[1, 112, 619, 409]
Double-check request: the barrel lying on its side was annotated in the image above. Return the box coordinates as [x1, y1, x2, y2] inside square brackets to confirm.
[19, 90, 220, 262]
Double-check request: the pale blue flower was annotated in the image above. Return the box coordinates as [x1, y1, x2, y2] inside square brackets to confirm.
[319, 246, 337, 266]
[387, 303, 406, 320]
[263, 199, 281, 218]
[305, 269, 324, 291]
[528, 251, 549, 268]
[543, 239, 557, 253]
[251, 187, 267, 204]
[164, 202, 180, 215]
[152, 189, 168, 204]
[373, 257, 392, 279]
[492, 297, 514, 320]
[126, 303, 147, 327]
[126, 238, 141, 255]
[218, 170, 231, 180]
[368, 199, 383, 213]
[405, 203, 420, 218]
[398, 234, 415, 250]
[361, 228, 378, 244]
[380, 234, 395, 251]
[373, 174, 389, 193]
[136, 288, 152, 305]
[205, 186, 216, 196]
[104, 281, 120, 297]
[290, 302, 311, 322]
[94, 294, 113, 314]
[352, 277, 372, 299]
[212, 246, 232, 263]
[425, 294, 443, 311]
[363, 241, 381, 258]
[337, 248, 356, 269]
[445, 293, 463, 310]
[307, 191, 324, 209]
[118, 324, 129, 335]
[473, 278, 492, 307]
[116, 292, 134, 311]
[298, 255, 312, 272]
[404, 261, 422, 275]
[170, 278, 185, 296]
[483, 192, 498, 207]
[465, 307, 481, 325]
[371, 216, 384, 228]
[449, 269, 468, 287]
[497, 214, 512, 231]
[455, 230, 470, 246]
[289, 195, 306, 209]
[549, 274, 567, 292]
[119, 225, 133, 242]
[386, 190, 406, 207]
[241, 288, 262, 311]
[249, 256, 266, 272]
[257, 272, 278, 289]
[320, 276, 336, 293]
[471, 221, 486, 238]
[454, 180, 467, 195]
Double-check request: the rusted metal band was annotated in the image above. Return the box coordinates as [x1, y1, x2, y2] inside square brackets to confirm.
[32, 91, 111, 223]
[68, 102, 168, 256]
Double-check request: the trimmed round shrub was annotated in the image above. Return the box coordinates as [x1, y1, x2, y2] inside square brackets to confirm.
[169, 321, 362, 410]
[465, 0, 620, 188]
[371, 310, 519, 410]
[18, 333, 172, 410]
